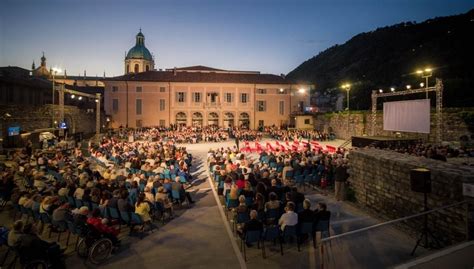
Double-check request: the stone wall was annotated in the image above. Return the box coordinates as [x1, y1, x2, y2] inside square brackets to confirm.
[0, 104, 99, 138]
[314, 108, 474, 143]
[349, 148, 474, 245]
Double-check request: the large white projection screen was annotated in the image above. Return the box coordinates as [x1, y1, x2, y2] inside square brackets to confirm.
[383, 99, 430, 133]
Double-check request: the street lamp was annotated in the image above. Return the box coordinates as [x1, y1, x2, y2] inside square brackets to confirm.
[341, 84, 351, 110]
[406, 85, 411, 90]
[51, 67, 62, 127]
[416, 68, 432, 98]
[420, 82, 425, 88]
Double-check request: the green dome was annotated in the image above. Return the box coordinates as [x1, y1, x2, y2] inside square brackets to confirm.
[126, 45, 153, 61]
[126, 30, 153, 61]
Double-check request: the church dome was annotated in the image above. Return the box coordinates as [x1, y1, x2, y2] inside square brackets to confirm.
[126, 46, 153, 61]
[125, 30, 153, 61]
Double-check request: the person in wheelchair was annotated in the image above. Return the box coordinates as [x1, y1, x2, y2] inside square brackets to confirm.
[86, 208, 120, 246]
[15, 223, 65, 269]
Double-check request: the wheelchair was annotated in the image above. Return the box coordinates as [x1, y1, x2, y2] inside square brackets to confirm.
[75, 224, 115, 265]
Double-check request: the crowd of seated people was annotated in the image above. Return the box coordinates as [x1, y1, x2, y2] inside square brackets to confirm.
[267, 128, 334, 142]
[207, 145, 338, 248]
[380, 142, 474, 161]
[0, 131, 197, 265]
[108, 126, 230, 144]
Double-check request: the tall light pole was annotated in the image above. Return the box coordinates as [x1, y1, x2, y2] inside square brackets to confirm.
[416, 68, 432, 99]
[51, 67, 61, 128]
[341, 84, 351, 110]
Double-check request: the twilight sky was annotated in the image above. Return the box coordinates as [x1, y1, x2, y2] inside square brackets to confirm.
[0, 0, 472, 77]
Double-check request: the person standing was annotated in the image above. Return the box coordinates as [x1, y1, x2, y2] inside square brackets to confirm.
[235, 134, 240, 151]
[334, 159, 348, 201]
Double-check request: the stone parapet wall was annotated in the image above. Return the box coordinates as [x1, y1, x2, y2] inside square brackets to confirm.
[0, 104, 98, 136]
[349, 148, 474, 245]
[314, 108, 474, 143]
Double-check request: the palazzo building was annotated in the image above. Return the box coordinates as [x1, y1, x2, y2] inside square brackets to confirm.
[104, 31, 312, 129]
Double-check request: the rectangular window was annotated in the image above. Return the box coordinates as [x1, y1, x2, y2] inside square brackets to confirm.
[225, 93, 233, 103]
[159, 87, 166, 92]
[257, 100, 266, 112]
[136, 86, 142, 92]
[193, 92, 201, 103]
[177, 92, 186, 103]
[136, 99, 142, 115]
[240, 93, 248, 103]
[159, 99, 165, 111]
[279, 100, 284, 115]
[112, 99, 119, 113]
[112, 86, 118, 92]
[257, 88, 267, 94]
[304, 119, 311, 124]
[159, 120, 166, 127]
[258, 120, 264, 127]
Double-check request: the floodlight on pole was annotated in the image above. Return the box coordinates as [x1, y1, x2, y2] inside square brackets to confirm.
[341, 83, 351, 110]
[51, 67, 62, 128]
[415, 67, 433, 98]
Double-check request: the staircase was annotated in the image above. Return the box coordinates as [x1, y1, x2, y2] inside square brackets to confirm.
[339, 138, 352, 149]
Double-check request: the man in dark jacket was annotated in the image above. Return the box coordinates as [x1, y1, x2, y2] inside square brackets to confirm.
[16, 223, 65, 268]
[239, 210, 263, 246]
[334, 159, 349, 201]
[298, 199, 315, 223]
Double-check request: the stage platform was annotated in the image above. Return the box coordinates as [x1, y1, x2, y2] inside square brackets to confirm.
[352, 136, 420, 148]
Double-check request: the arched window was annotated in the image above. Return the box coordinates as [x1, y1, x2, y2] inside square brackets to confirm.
[146, 65, 150, 71]
[176, 112, 187, 126]
[239, 112, 250, 128]
[224, 112, 234, 127]
[208, 112, 219, 126]
[192, 112, 203, 127]
[134, 64, 139, 73]
[127, 65, 130, 73]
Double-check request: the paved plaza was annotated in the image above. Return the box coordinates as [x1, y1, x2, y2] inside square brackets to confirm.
[0, 139, 433, 269]
[58, 139, 428, 268]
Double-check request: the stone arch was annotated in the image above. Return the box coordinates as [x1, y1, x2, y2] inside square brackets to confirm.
[146, 65, 150, 71]
[208, 112, 219, 126]
[192, 112, 203, 127]
[176, 112, 187, 126]
[134, 64, 139, 73]
[62, 113, 76, 136]
[239, 112, 250, 128]
[223, 112, 235, 127]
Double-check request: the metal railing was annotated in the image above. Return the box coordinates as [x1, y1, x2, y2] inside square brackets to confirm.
[318, 200, 469, 269]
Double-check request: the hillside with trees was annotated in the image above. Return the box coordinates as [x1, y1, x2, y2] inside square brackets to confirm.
[287, 9, 474, 110]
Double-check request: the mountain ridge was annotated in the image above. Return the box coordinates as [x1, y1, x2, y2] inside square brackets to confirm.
[287, 9, 474, 110]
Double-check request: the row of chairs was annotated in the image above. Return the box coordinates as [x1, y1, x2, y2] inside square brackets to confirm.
[232, 211, 331, 261]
